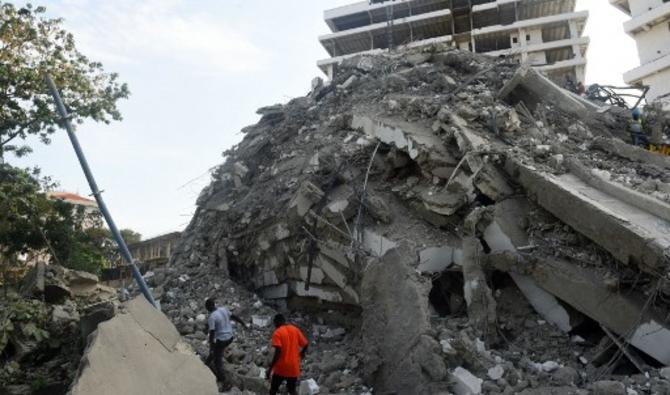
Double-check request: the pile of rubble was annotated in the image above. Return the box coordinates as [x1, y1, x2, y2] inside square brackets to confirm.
[1, 263, 118, 395]
[158, 45, 670, 394]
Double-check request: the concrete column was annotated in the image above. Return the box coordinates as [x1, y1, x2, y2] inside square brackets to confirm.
[576, 65, 586, 84]
[462, 236, 497, 345]
[519, 28, 529, 63]
[568, 20, 583, 61]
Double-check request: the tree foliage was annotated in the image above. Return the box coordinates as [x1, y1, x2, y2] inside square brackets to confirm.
[0, 164, 127, 277]
[120, 228, 142, 245]
[0, 2, 129, 157]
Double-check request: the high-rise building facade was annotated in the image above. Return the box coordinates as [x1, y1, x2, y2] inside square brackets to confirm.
[318, 0, 589, 83]
[610, 0, 670, 107]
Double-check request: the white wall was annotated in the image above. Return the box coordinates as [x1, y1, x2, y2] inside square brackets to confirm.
[634, 19, 670, 64]
[644, 69, 670, 101]
[629, 0, 665, 17]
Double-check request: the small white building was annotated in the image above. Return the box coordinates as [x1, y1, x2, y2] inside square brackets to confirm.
[610, 0, 670, 107]
[318, 0, 589, 83]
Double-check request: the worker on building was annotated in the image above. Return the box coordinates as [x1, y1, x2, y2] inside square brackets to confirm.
[267, 314, 309, 395]
[564, 75, 576, 93]
[205, 297, 248, 389]
[576, 81, 586, 96]
[628, 107, 649, 147]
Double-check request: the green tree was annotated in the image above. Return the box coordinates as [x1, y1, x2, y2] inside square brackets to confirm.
[0, 2, 129, 158]
[0, 164, 115, 281]
[120, 229, 142, 245]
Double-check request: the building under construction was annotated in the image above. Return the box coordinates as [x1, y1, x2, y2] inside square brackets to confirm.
[610, 0, 670, 108]
[318, 0, 589, 83]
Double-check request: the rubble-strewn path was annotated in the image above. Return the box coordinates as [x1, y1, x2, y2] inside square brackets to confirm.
[144, 45, 670, 394]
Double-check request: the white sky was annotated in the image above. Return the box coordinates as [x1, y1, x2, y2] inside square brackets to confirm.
[11, 0, 638, 238]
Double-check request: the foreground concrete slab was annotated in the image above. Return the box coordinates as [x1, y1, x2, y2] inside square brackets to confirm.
[506, 159, 670, 274]
[69, 296, 217, 395]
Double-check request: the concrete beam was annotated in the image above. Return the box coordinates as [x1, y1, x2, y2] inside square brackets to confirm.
[506, 159, 670, 274]
[484, 37, 590, 58]
[566, 158, 670, 223]
[498, 64, 599, 118]
[623, 2, 670, 34]
[623, 53, 670, 85]
[591, 137, 670, 170]
[471, 11, 589, 37]
[482, 198, 577, 332]
[317, 35, 453, 75]
[319, 9, 452, 57]
[526, 257, 670, 366]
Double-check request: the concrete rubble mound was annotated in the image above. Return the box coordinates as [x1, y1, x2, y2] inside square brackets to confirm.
[69, 296, 218, 395]
[1, 263, 118, 395]
[149, 45, 670, 394]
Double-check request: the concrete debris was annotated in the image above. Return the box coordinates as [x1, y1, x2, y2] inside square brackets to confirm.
[298, 378, 320, 395]
[133, 46, 670, 394]
[451, 367, 483, 395]
[2, 264, 118, 394]
[69, 296, 217, 395]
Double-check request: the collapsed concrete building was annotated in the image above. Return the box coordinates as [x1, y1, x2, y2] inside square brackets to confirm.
[318, 0, 589, 83]
[157, 44, 670, 394]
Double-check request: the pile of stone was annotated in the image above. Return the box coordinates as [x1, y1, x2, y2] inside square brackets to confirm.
[150, 262, 369, 394]
[1, 263, 118, 395]
[159, 45, 670, 394]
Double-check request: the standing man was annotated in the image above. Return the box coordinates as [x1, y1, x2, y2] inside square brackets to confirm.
[628, 107, 649, 147]
[267, 314, 309, 395]
[205, 297, 248, 389]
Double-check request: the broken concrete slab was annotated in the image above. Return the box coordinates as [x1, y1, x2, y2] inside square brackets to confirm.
[482, 199, 578, 332]
[69, 296, 217, 395]
[316, 255, 348, 289]
[299, 266, 325, 284]
[506, 158, 670, 274]
[352, 114, 457, 165]
[420, 187, 468, 216]
[498, 65, 599, 119]
[525, 257, 670, 365]
[288, 181, 325, 218]
[473, 164, 513, 201]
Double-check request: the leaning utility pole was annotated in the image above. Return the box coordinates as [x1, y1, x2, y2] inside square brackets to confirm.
[45, 75, 157, 308]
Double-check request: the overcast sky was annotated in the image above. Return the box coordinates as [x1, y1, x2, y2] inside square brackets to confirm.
[11, 0, 638, 239]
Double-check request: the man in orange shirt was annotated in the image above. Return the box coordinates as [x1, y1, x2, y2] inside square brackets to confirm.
[267, 314, 309, 395]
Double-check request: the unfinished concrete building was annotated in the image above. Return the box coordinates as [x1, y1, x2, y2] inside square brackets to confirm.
[610, 0, 670, 108]
[318, 0, 589, 83]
